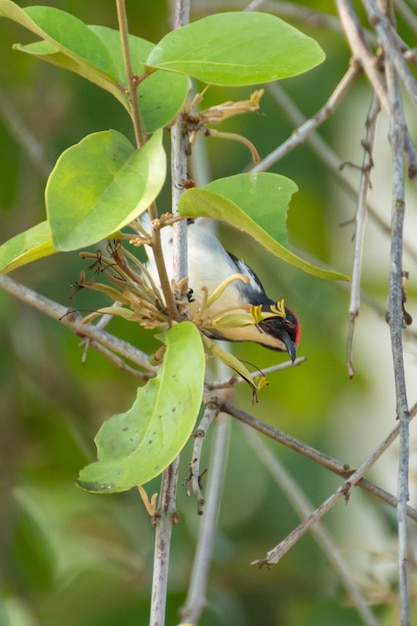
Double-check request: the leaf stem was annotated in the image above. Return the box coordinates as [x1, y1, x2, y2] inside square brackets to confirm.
[115, 0, 146, 148]
[115, 0, 179, 321]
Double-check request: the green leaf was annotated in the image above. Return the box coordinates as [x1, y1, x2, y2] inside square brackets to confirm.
[0, 2, 122, 100]
[46, 129, 166, 251]
[13, 38, 127, 110]
[77, 322, 205, 493]
[23, 6, 116, 73]
[88, 26, 189, 133]
[179, 187, 349, 281]
[146, 12, 325, 86]
[204, 173, 297, 249]
[0, 221, 57, 274]
[2, 4, 188, 130]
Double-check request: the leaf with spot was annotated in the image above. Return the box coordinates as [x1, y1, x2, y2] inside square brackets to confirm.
[77, 322, 205, 493]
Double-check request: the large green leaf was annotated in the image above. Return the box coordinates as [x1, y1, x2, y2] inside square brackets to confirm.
[0, 221, 56, 274]
[0, 2, 121, 99]
[1, 3, 189, 131]
[77, 322, 205, 493]
[46, 129, 166, 251]
[146, 12, 325, 86]
[89, 26, 189, 133]
[204, 173, 297, 249]
[179, 187, 349, 280]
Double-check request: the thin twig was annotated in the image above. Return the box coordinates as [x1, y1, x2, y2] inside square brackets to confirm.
[336, 0, 391, 113]
[347, 94, 381, 378]
[251, 61, 361, 173]
[207, 356, 306, 390]
[116, 1, 179, 322]
[115, 0, 146, 148]
[216, 396, 417, 522]
[0, 275, 156, 375]
[183, 402, 220, 515]
[170, 89, 190, 285]
[181, 412, 230, 624]
[264, 81, 417, 263]
[363, 0, 417, 110]
[382, 2, 411, 620]
[250, 413, 412, 567]
[243, 427, 380, 626]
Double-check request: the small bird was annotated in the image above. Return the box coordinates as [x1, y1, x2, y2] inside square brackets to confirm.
[145, 220, 300, 361]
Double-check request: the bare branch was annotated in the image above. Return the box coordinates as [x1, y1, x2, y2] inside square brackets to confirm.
[347, 94, 381, 377]
[264, 80, 417, 263]
[244, 427, 380, 626]
[382, 4, 411, 620]
[251, 61, 361, 173]
[216, 396, 417, 523]
[183, 402, 220, 514]
[150, 458, 180, 626]
[363, 0, 417, 110]
[149, 3, 191, 625]
[181, 412, 230, 624]
[0, 275, 156, 375]
[251, 415, 412, 567]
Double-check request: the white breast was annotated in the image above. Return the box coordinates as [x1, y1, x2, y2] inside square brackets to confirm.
[144, 222, 249, 317]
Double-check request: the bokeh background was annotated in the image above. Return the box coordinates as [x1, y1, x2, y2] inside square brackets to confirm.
[1, 1, 417, 625]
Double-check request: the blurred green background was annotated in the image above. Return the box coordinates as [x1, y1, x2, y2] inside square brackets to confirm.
[1, 1, 417, 625]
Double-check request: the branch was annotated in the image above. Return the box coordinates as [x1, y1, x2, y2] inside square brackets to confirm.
[150, 3, 190, 625]
[347, 94, 381, 377]
[394, 0, 417, 37]
[207, 356, 306, 391]
[264, 80, 417, 263]
[115, 0, 146, 148]
[250, 411, 412, 567]
[181, 410, 230, 624]
[150, 458, 180, 626]
[244, 427, 380, 626]
[336, 0, 391, 113]
[251, 61, 361, 173]
[382, 4, 411, 621]
[183, 402, 220, 515]
[0, 275, 156, 375]
[215, 396, 417, 523]
[363, 0, 417, 111]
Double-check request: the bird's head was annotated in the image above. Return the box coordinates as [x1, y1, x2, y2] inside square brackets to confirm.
[256, 306, 300, 361]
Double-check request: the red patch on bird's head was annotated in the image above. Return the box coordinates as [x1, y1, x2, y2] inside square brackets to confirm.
[286, 307, 301, 347]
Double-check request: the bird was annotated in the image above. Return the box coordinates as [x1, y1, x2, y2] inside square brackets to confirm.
[144, 219, 300, 361]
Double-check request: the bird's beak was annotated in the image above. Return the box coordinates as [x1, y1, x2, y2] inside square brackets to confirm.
[282, 331, 297, 363]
